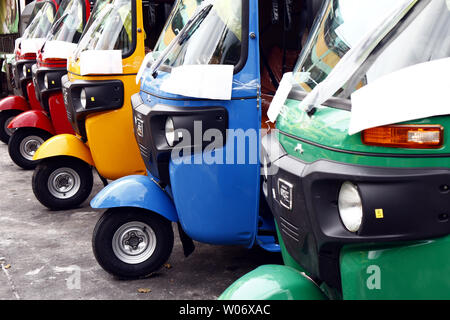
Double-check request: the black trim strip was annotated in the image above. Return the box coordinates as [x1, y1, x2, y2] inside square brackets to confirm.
[122, 0, 137, 59]
[279, 130, 450, 158]
[142, 89, 257, 102]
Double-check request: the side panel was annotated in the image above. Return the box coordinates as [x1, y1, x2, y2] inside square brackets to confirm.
[33, 133, 94, 165]
[8, 110, 55, 134]
[168, 0, 261, 246]
[84, 74, 146, 180]
[340, 235, 450, 300]
[47, 93, 75, 135]
[90, 174, 179, 223]
[219, 265, 327, 300]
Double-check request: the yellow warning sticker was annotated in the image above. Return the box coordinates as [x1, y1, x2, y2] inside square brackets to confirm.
[91, 97, 95, 102]
[375, 209, 384, 219]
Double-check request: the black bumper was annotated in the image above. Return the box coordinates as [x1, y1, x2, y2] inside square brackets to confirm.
[62, 75, 124, 139]
[262, 132, 450, 289]
[131, 93, 228, 185]
[32, 64, 67, 111]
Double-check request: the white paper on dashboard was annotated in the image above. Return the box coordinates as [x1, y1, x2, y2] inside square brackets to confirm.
[42, 41, 77, 60]
[160, 64, 234, 100]
[349, 57, 450, 135]
[20, 38, 46, 54]
[79, 50, 123, 75]
[267, 72, 293, 123]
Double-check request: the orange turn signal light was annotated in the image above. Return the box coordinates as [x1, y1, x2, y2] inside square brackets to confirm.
[362, 125, 444, 149]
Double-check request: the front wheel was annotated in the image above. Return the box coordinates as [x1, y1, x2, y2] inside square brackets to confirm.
[8, 128, 52, 169]
[92, 208, 174, 279]
[32, 156, 94, 210]
[0, 110, 22, 143]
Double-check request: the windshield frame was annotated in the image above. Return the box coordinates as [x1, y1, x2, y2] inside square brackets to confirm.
[159, 0, 249, 75]
[47, 0, 88, 43]
[22, 0, 58, 40]
[76, 0, 137, 59]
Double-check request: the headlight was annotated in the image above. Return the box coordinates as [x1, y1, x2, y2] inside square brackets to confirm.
[80, 89, 86, 108]
[44, 74, 49, 89]
[165, 117, 175, 147]
[22, 65, 28, 78]
[338, 182, 363, 233]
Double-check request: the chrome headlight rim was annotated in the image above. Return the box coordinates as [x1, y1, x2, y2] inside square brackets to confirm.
[165, 116, 175, 147]
[22, 65, 28, 78]
[338, 181, 363, 233]
[43, 74, 49, 89]
[80, 88, 87, 108]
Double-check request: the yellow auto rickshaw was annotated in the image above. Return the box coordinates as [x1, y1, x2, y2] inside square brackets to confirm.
[32, 0, 203, 210]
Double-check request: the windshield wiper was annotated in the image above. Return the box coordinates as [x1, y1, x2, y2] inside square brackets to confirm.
[149, 3, 213, 79]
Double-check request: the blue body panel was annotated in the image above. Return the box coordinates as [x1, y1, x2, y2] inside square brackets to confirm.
[90, 174, 179, 223]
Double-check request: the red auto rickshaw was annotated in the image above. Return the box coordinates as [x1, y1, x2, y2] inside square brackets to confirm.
[7, 0, 95, 169]
[0, 0, 61, 144]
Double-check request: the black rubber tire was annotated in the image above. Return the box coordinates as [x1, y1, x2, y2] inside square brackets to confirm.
[32, 156, 93, 210]
[8, 128, 52, 170]
[92, 208, 174, 279]
[0, 110, 22, 144]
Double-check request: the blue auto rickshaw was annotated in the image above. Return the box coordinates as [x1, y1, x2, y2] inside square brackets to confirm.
[90, 0, 323, 278]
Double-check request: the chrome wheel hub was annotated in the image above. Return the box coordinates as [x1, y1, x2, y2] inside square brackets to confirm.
[47, 167, 81, 199]
[112, 222, 156, 264]
[19, 135, 44, 160]
[4, 116, 15, 136]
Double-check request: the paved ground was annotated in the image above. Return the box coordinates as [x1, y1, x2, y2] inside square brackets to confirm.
[0, 142, 282, 300]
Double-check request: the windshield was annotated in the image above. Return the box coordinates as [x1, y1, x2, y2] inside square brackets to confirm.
[74, 0, 133, 58]
[293, 0, 411, 93]
[153, 0, 204, 53]
[22, 2, 57, 40]
[162, 0, 243, 69]
[48, 0, 85, 44]
[293, 0, 450, 102]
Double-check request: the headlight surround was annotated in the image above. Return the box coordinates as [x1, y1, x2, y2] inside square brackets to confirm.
[165, 117, 175, 147]
[338, 182, 363, 233]
[43, 74, 49, 89]
[80, 89, 87, 108]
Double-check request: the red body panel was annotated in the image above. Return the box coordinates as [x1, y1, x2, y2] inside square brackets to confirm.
[48, 93, 74, 135]
[0, 95, 30, 112]
[26, 82, 43, 111]
[8, 110, 56, 135]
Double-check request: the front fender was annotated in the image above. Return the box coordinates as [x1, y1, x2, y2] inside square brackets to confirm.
[0, 95, 29, 112]
[32, 134, 94, 166]
[90, 174, 179, 223]
[219, 265, 327, 300]
[7, 110, 55, 135]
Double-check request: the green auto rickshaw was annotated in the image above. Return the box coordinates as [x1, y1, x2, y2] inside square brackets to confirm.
[221, 0, 450, 300]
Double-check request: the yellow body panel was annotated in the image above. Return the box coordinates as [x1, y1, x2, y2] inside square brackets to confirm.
[37, 0, 147, 180]
[33, 134, 95, 166]
[84, 73, 146, 180]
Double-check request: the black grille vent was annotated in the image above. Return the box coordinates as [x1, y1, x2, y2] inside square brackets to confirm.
[279, 216, 300, 243]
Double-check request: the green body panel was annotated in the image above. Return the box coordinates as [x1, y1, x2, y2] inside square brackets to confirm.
[277, 99, 450, 168]
[340, 235, 450, 300]
[219, 265, 327, 300]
